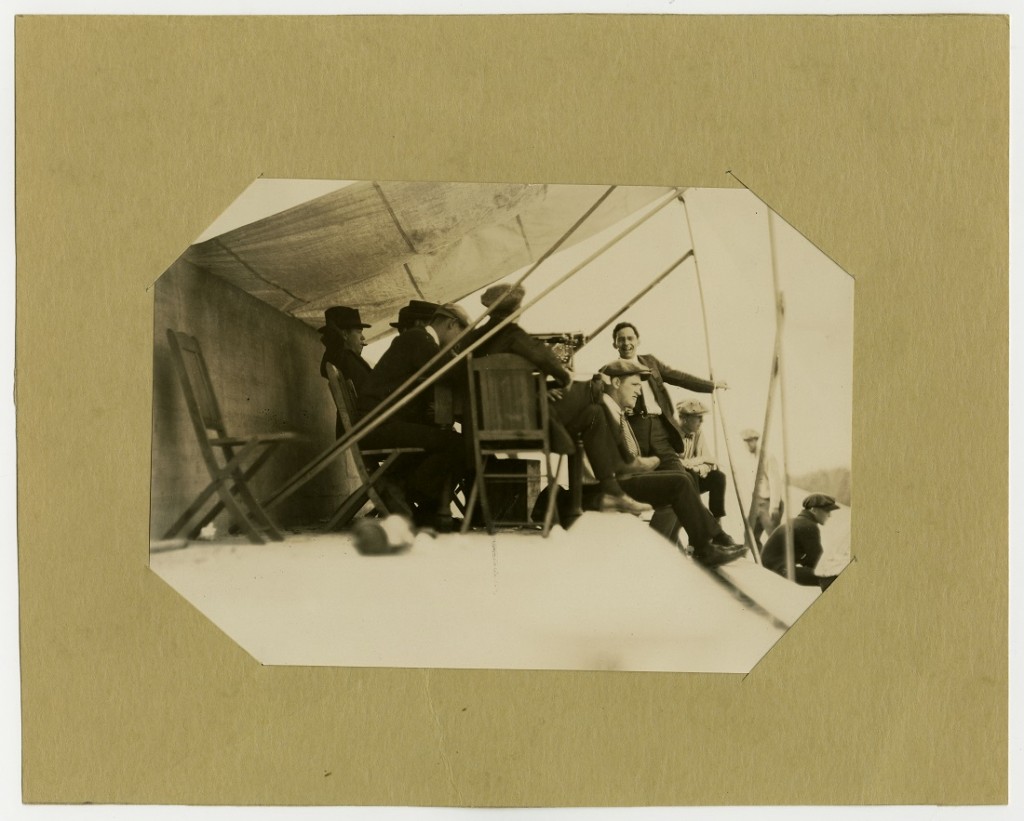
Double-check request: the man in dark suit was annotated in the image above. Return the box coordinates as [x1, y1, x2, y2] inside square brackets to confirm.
[761, 493, 840, 587]
[319, 305, 373, 397]
[389, 300, 440, 334]
[358, 303, 472, 529]
[611, 321, 728, 472]
[598, 359, 745, 567]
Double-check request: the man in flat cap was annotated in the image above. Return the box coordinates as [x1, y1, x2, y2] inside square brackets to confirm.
[358, 303, 473, 529]
[598, 358, 745, 567]
[319, 305, 373, 401]
[760, 493, 840, 586]
[611, 320, 728, 472]
[676, 399, 728, 522]
[737, 427, 784, 549]
[389, 300, 440, 334]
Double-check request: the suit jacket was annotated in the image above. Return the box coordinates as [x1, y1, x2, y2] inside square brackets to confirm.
[632, 353, 715, 452]
[465, 318, 573, 387]
[357, 326, 441, 423]
[320, 344, 372, 397]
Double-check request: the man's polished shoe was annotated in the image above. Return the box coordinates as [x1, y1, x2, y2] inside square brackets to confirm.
[598, 493, 654, 516]
[692, 541, 748, 568]
[711, 530, 741, 548]
[617, 455, 660, 476]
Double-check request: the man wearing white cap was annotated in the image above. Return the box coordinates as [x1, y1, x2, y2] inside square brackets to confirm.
[737, 428, 784, 548]
[676, 399, 728, 521]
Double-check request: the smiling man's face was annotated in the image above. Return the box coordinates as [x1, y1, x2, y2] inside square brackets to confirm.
[614, 326, 639, 360]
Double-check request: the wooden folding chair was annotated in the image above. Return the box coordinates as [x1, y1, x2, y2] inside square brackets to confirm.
[163, 329, 301, 545]
[322, 362, 425, 530]
[460, 353, 563, 537]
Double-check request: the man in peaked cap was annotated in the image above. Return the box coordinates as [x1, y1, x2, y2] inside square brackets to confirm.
[676, 398, 728, 521]
[610, 320, 729, 473]
[357, 302, 472, 530]
[319, 306, 373, 422]
[760, 493, 840, 586]
[596, 358, 746, 567]
[389, 300, 440, 334]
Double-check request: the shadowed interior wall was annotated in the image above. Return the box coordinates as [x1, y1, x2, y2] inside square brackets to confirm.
[151, 256, 357, 539]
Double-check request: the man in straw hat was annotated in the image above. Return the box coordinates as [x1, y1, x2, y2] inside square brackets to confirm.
[760, 493, 840, 586]
[357, 303, 472, 530]
[597, 358, 746, 567]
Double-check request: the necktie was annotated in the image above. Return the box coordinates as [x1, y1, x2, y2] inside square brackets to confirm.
[621, 412, 641, 457]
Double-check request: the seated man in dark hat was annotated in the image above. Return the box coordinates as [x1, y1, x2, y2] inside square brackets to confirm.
[760, 493, 840, 586]
[597, 358, 746, 567]
[390, 300, 440, 334]
[357, 303, 473, 529]
[319, 305, 373, 398]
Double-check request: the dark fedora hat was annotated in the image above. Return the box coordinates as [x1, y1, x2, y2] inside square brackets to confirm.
[321, 305, 370, 331]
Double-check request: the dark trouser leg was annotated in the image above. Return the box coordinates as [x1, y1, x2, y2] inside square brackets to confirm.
[362, 420, 464, 507]
[620, 471, 717, 548]
[647, 416, 685, 472]
[553, 400, 627, 496]
[695, 469, 727, 519]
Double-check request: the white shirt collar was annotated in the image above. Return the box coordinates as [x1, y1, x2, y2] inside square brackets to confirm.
[424, 325, 440, 346]
[601, 393, 625, 420]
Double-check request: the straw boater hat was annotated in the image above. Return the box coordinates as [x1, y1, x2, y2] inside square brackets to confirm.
[432, 303, 472, 328]
[481, 283, 525, 315]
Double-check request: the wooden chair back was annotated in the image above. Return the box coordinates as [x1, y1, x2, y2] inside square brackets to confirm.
[467, 353, 550, 447]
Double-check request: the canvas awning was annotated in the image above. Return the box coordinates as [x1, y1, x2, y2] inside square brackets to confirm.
[183, 180, 673, 338]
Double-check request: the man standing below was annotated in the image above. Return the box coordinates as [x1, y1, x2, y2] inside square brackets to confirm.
[760, 493, 840, 586]
[737, 428, 784, 548]
[318, 305, 373, 398]
[357, 303, 472, 530]
[598, 359, 745, 567]
[611, 321, 729, 472]
[676, 399, 728, 522]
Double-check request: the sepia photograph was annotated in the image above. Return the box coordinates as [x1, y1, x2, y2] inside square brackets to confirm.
[148, 179, 853, 673]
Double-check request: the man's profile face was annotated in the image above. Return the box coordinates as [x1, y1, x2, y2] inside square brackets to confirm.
[810, 507, 832, 525]
[613, 326, 639, 360]
[341, 327, 366, 355]
[610, 374, 643, 409]
[680, 414, 703, 435]
[436, 318, 464, 347]
[744, 437, 759, 454]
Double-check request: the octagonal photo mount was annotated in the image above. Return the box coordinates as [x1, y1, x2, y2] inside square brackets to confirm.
[148, 179, 853, 674]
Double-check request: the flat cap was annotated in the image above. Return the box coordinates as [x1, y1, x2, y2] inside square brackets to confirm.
[481, 283, 525, 313]
[740, 428, 760, 441]
[433, 303, 471, 328]
[803, 493, 840, 511]
[599, 358, 652, 378]
[676, 399, 710, 416]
